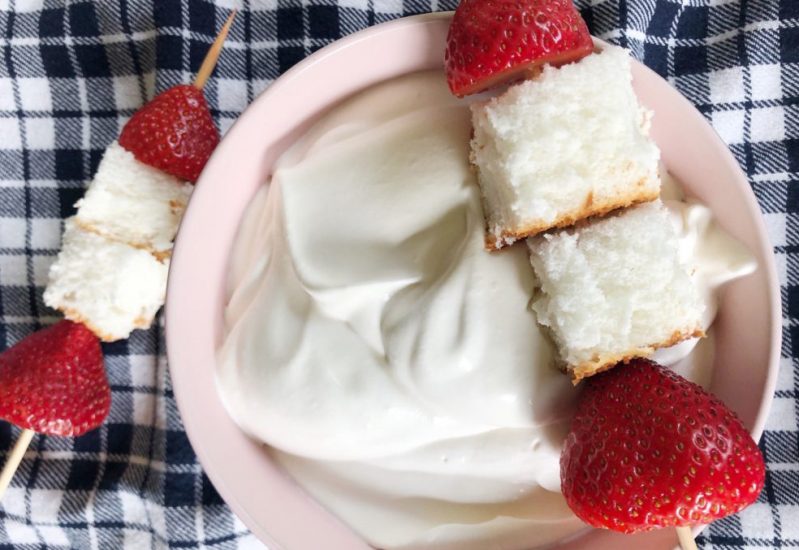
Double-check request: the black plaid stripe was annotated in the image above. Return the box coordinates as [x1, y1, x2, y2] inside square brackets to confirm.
[0, 0, 796, 548]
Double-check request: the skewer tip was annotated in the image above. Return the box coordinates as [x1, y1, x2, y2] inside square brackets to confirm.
[194, 10, 238, 90]
[675, 525, 699, 550]
[0, 428, 35, 501]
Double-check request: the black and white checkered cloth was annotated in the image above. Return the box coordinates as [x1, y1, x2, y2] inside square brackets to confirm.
[0, 0, 794, 548]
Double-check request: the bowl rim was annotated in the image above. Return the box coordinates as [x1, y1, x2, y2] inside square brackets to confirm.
[166, 11, 782, 549]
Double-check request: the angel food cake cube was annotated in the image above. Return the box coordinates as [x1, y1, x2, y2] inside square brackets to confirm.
[44, 220, 169, 342]
[74, 141, 193, 259]
[471, 45, 661, 249]
[527, 201, 704, 382]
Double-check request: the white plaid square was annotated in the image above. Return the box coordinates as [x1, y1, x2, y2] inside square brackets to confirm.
[37, 525, 70, 546]
[776, 357, 794, 392]
[113, 76, 143, 111]
[132, 391, 155, 426]
[120, 491, 148, 525]
[763, 212, 787, 247]
[775, 251, 787, 287]
[129, 354, 157, 388]
[778, 505, 799, 539]
[2, 487, 26, 517]
[31, 253, 52, 286]
[375, 0, 403, 14]
[0, 217, 25, 248]
[751, 106, 786, 142]
[10, 0, 44, 13]
[29, 217, 61, 249]
[29, 489, 63, 523]
[23, 117, 55, 150]
[739, 503, 776, 539]
[711, 109, 746, 145]
[145, 500, 166, 538]
[249, 0, 278, 10]
[0, 78, 14, 110]
[0, 118, 23, 150]
[3, 519, 38, 544]
[217, 78, 249, 112]
[340, 0, 369, 8]
[17, 78, 53, 111]
[767, 397, 797, 431]
[708, 67, 746, 103]
[123, 528, 153, 548]
[750, 63, 782, 100]
[142, 70, 156, 100]
[155, 392, 168, 430]
[0, 254, 27, 286]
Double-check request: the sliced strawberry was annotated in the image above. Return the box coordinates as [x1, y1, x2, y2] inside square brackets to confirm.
[119, 84, 220, 183]
[445, 0, 594, 97]
[0, 320, 109, 437]
[561, 359, 765, 533]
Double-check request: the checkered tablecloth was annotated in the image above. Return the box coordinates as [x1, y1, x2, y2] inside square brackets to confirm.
[0, 0, 794, 548]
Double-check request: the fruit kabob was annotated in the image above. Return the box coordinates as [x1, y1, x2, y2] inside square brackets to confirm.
[0, 12, 236, 500]
[443, 1, 766, 549]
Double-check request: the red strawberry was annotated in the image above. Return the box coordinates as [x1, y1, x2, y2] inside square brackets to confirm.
[119, 84, 219, 183]
[561, 359, 765, 533]
[445, 0, 594, 97]
[0, 320, 110, 437]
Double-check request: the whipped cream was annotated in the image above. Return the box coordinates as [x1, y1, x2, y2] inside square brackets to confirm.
[217, 70, 756, 550]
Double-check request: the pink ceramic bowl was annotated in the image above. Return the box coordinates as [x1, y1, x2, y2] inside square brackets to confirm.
[166, 12, 781, 550]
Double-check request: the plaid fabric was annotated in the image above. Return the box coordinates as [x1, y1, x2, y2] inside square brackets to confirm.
[0, 0, 794, 548]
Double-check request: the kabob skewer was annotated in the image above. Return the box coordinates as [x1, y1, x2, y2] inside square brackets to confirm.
[0, 11, 236, 502]
[443, 1, 766, 548]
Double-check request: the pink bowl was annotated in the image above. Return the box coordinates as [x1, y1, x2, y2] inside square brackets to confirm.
[166, 12, 782, 550]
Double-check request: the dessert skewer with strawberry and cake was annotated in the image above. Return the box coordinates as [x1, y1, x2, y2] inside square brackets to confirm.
[446, 0, 764, 548]
[0, 12, 236, 500]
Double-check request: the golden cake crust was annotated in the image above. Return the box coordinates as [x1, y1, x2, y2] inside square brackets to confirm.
[566, 326, 706, 384]
[484, 182, 659, 250]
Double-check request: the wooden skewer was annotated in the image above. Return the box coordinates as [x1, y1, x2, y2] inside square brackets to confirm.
[194, 10, 237, 90]
[676, 525, 698, 550]
[0, 429, 34, 501]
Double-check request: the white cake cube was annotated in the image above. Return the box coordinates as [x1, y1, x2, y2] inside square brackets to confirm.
[44, 220, 169, 342]
[471, 45, 661, 249]
[527, 201, 704, 381]
[74, 141, 193, 258]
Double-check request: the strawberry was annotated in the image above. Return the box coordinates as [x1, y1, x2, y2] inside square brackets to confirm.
[0, 320, 110, 437]
[119, 84, 219, 183]
[561, 359, 765, 533]
[445, 0, 594, 97]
